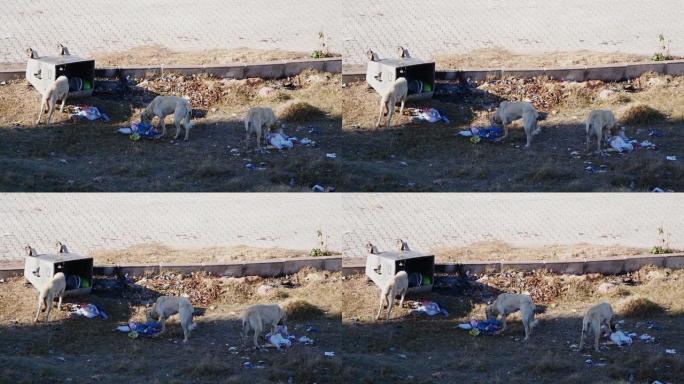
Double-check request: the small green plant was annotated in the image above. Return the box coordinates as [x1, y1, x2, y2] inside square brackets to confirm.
[309, 248, 333, 257]
[651, 33, 674, 61]
[311, 31, 335, 59]
[650, 226, 673, 254]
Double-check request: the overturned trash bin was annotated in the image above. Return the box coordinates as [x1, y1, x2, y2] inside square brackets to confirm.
[365, 249, 434, 293]
[366, 56, 435, 100]
[26, 52, 95, 98]
[24, 251, 93, 296]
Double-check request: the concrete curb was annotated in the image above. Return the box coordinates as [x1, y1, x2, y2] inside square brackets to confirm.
[0, 256, 341, 279]
[342, 59, 684, 84]
[0, 58, 342, 83]
[341, 252, 684, 276]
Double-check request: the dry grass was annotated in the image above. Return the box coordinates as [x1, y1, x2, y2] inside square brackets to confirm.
[434, 241, 650, 262]
[434, 48, 659, 70]
[278, 100, 326, 122]
[342, 74, 684, 191]
[92, 243, 312, 265]
[341, 266, 684, 382]
[0, 269, 344, 383]
[619, 103, 667, 125]
[281, 299, 326, 321]
[0, 69, 341, 192]
[618, 296, 667, 318]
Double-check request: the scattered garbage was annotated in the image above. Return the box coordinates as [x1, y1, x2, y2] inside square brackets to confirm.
[585, 165, 608, 174]
[268, 333, 292, 349]
[460, 319, 502, 336]
[610, 331, 633, 346]
[121, 122, 160, 141]
[666, 156, 677, 161]
[324, 352, 335, 357]
[639, 334, 655, 342]
[410, 108, 449, 123]
[300, 138, 314, 145]
[639, 140, 656, 149]
[70, 105, 109, 122]
[459, 126, 504, 142]
[409, 301, 448, 317]
[326, 153, 337, 159]
[608, 135, 635, 153]
[652, 187, 666, 193]
[117, 321, 161, 338]
[243, 361, 265, 369]
[298, 336, 314, 345]
[649, 129, 664, 137]
[311, 185, 335, 192]
[68, 303, 107, 319]
[267, 130, 294, 150]
[665, 349, 676, 354]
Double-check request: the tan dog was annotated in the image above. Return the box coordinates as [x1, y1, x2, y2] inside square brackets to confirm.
[376, 77, 408, 128]
[491, 101, 541, 148]
[585, 110, 618, 152]
[141, 96, 193, 141]
[34, 272, 66, 323]
[579, 302, 614, 352]
[376, 270, 409, 320]
[486, 293, 538, 340]
[240, 303, 287, 349]
[244, 107, 278, 150]
[36, 75, 69, 126]
[148, 296, 197, 342]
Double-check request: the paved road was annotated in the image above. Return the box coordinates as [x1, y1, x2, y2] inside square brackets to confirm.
[1, 194, 682, 261]
[1, 1, 682, 66]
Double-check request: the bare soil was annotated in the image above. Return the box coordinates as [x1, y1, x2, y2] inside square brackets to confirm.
[91, 243, 321, 265]
[0, 46, 325, 71]
[0, 268, 345, 383]
[434, 241, 651, 262]
[342, 73, 684, 191]
[435, 48, 660, 70]
[342, 266, 684, 383]
[0, 69, 342, 191]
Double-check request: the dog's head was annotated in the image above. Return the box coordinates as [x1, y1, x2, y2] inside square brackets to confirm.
[366, 50, 379, 62]
[140, 109, 153, 125]
[147, 303, 159, 322]
[485, 304, 497, 320]
[55, 241, 68, 254]
[490, 112, 502, 125]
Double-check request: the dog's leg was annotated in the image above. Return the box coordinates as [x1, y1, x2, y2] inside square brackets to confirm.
[60, 94, 67, 113]
[399, 96, 406, 116]
[173, 115, 182, 140]
[579, 319, 587, 350]
[158, 316, 166, 335]
[44, 294, 53, 322]
[399, 289, 406, 309]
[256, 125, 262, 151]
[160, 118, 167, 138]
[593, 322, 601, 352]
[57, 291, 63, 310]
[500, 314, 508, 331]
[376, 290, 387, 320]
[386, 100, 395, 128]
[386, 292, 395, 321]
[253, 324, 261, 350]
[523, 318, 530, 341]
[34, 293, 44, 323]
[596, 128, 602, 153]
[36, 97, 46, 125]
[46, 98, 55, 126]
[376, 99, 386, 128]
[496, 122, 509, 142]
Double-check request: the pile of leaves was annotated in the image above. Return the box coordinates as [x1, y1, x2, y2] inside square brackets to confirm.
[477, 76, 604, 111]
[476, 269, 564, 303]
[138, 74, 225, 109]
[132, 271, 224, 306]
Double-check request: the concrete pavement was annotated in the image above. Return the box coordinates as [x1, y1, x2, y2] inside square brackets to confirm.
[0, 193, 682, 261]
[1, 1, 682, 66]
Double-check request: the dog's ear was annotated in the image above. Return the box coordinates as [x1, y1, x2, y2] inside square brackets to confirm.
[366, 50, 377, 62]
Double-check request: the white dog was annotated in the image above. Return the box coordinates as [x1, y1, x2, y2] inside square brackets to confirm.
[366, 242, 380, 254]
[396, 239, 410, 251]
[491, 101, 541, 148]
[36, 76, 69, 126]
[486, 293, 538, 340]
[244, 107, 278, 149]
[585, 110, 618, 152]
[376, 77, 408, 128]
[148, 296, 197, 342]
[25, 244, 38, 257]
[34, 272, 66, 323]
[579, 302, 614, 352]
[141, 96, 193, 141]
[240, 303, 287, 349]
[376, 270, 409, 320]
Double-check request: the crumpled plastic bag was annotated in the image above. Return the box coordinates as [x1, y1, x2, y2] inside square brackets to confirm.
[609, 135, 635, 152]
[610, 331, 633, 346]
[267, 131, 294, 150]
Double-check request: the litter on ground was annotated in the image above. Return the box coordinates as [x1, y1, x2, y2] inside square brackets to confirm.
[409, 301, 449, 317]
[69, 105, 109, 122]
[68, 303, 107, 319]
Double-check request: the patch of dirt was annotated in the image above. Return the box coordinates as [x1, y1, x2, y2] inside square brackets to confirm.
[434, 241, 651, 262]
[91, 243, 315, 265]
[342, 266, 684, 383]
[0, 269, 345, 383]
[341, 74, 684, 191]
[435, 48, 665, 70]
[0, 70, 341, 192]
